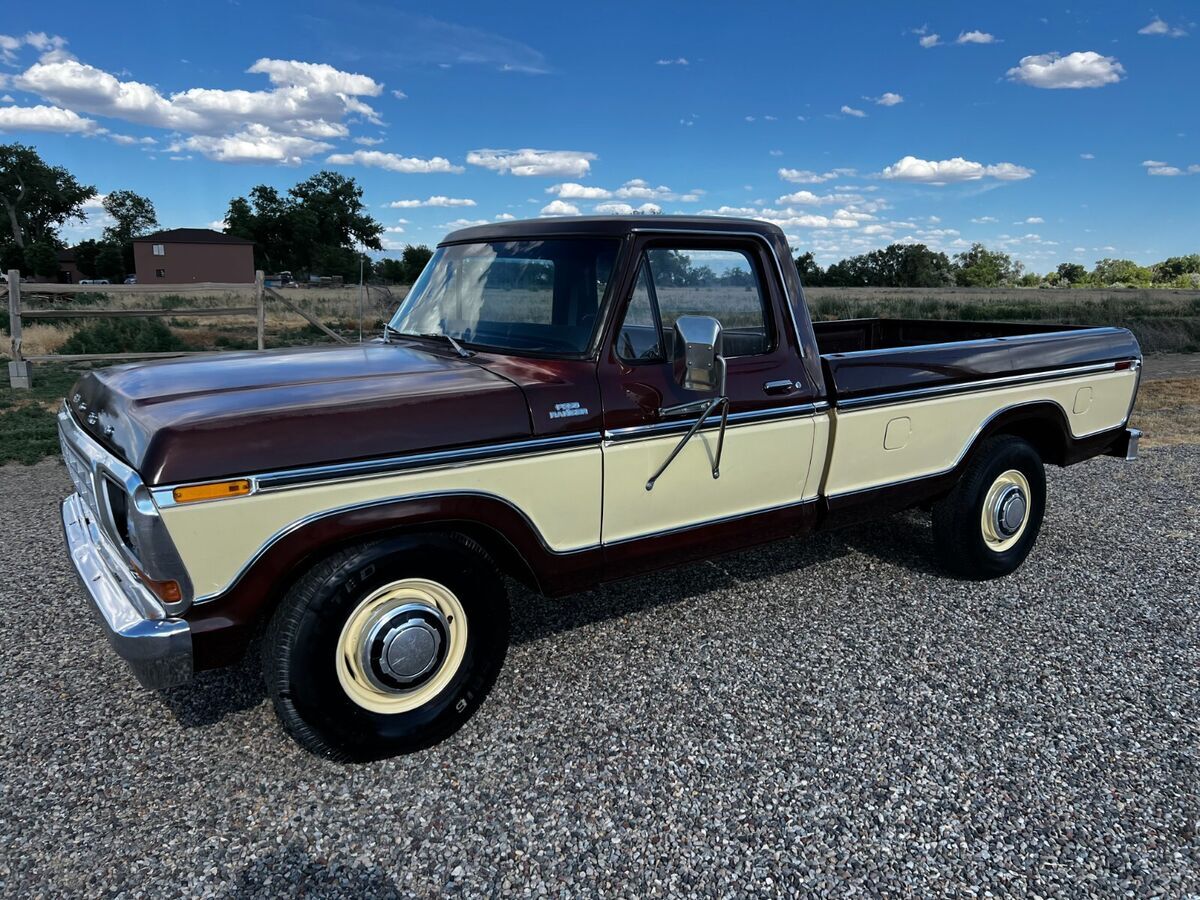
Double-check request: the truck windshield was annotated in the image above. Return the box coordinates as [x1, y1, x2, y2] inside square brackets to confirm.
[388, 239, 619, 357]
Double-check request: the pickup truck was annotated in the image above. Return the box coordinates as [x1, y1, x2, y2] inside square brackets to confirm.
[58, 216, 1143, 760]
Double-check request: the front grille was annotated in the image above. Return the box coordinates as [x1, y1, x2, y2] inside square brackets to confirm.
[60, 430, 101, 521]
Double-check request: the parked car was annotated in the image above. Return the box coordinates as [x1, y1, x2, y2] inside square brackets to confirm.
[57, 216, 1142, 760]
[78, 278, 111, 285]
[124, 276, 137, 285]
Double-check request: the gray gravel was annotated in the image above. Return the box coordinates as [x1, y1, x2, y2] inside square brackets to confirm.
[1, 447, 1198, 897]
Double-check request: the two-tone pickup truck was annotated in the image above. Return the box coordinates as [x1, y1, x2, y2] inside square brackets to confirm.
[58, 216, 1142, 759]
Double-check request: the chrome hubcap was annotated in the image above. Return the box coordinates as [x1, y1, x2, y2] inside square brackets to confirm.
[336, 579, 468, 714]
[980, 469, 1032, 552]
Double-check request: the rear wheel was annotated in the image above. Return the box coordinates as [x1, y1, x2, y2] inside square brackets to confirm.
[263, 533, 509, 761]
[932, 436, 1046, 579]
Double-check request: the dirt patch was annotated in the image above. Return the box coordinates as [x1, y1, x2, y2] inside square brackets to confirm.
[1130, 377, 1200, 447]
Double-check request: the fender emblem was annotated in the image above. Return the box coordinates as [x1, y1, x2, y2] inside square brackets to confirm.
[549, 401, 589, 420]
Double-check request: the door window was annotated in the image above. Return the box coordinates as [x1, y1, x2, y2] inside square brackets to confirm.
[615, 247, 771, 362]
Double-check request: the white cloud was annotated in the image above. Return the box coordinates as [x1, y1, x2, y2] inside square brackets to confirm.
[107, 133, 156, 145]
[769, 149, 783, 156]
[956, 31, 997, 44]
[392, 89, 408, 99]
[207, 219, 227, 231]
[546, 182, 612, 199]
[594, 201, 662, 215]
[467, 148, 596, 177]
[246, 58, 382, 97]
[383, 225, 405, 233]
[776, 190, 860, 206]
[872, 92, 904, 106]
[971, 216, 999, 223]
[495, 213, 516, 220]
[656, 58, 688, 66]
[1080, 152, 1095, 159]
[177, 125, 333, 165]
[1141, 159, 1200, 176]
[326, 149, 463, 173]
[354, 136, 384, 145]
[0, 103, 97, 133]
[1006, 51, 1125, 89]
[442, 218, 490, 228]
[1022, 216, 1045, 223]
[0, 95, 12, 103]
[920, 33, 942, 48]
[540, 199, 581, 216]
[1138, 17, 1188, 37]
[0, 31, 69, 65]
[840, 105, 867, 118]
[778, 167, 856, 184]
[386, 196, 476, 208]
[880, 155, 1034, 183]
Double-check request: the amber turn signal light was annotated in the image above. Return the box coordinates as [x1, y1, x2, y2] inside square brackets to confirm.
[171, 479, 251, 504]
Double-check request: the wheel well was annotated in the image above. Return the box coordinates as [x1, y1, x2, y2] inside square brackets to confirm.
[973, 403, 1070, 467]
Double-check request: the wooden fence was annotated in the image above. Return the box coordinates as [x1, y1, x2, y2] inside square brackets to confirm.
[5, 269, 352, 388]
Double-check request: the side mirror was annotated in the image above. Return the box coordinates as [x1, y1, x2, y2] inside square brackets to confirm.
[671, 315, 726, 395]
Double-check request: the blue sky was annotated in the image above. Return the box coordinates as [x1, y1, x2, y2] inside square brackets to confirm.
[1, 1, 1197, 270]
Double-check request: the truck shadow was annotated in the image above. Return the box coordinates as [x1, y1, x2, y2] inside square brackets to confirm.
[222, 840, 403, 897]
[156, 512, 938, 728]
[510, 510, 939, 646]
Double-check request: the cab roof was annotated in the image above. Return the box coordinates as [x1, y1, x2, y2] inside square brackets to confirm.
[440, 215, 783, 245]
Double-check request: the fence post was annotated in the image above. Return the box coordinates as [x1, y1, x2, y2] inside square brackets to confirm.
[254, 270, 265, 350]
[7, 269, 30, 389]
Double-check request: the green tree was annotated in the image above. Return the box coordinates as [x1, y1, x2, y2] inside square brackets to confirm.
[95, 242, 126, 282]
[952, 243, 1022, 287]
[74, 239, 101, 278]
[399, 244, 433, 282]
[24, 239, 59, 278]
[101, 190, 158, 244]
[1153, 254, 1200, 283]
[0, 142, 96, 253]
[1091, 258, 1152, 286]
[794, 251, 824, 286]
[1056, 262, 1087, 285]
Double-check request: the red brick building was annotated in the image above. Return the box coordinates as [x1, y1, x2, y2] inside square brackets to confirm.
[133, 229, 255, 284]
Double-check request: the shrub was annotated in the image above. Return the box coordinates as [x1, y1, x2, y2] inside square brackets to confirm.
[58, 318, 188, 355]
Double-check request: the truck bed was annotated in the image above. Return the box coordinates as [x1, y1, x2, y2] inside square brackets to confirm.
[813, 318, 1141, 405]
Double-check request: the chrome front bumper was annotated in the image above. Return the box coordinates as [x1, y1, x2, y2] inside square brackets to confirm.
[61, 492, 193, 690]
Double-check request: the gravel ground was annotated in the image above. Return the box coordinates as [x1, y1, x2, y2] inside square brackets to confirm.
[1, 448, 1198, 897]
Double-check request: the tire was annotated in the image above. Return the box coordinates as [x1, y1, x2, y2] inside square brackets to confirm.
[931, 435, 1046, 580]
[263, 532, 509, 761]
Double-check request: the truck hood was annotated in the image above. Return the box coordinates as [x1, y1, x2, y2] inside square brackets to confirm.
[68, 343, 532, 485]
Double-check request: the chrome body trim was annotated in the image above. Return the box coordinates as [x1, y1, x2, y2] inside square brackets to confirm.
[822, 326, 1129, 360]
[61, 493, 193, 689]
[833, 361, 1127, 411]
[58, 406, 194, 611]
[1123, 428, 1142, 461]
[604, 402, 820, 443]
[629, 227, 806, 358]
[152, 431, 603, 504]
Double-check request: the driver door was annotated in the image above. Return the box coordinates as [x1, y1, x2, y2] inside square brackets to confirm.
[597, 235, 820, 561]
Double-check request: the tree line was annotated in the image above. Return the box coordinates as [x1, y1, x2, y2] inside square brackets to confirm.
[0, 142, 430, 284]
[795, 243, 1200, 289]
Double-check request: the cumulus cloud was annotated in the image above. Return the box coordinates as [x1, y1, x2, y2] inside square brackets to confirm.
[539, 199, 581, 216]
[872, 92, 904, 106]
[354, 136, 384, 145]
[546, 179, 702, 202]
[467, 148, 596, 177]
[656, 57, 688, 66]
[880, 155, 1034, 184]
[0, 103, 97, 133]
[971, 216, 999, 223]
[175, 126, 334, 165]
[840, 105, 867, 118]
[326, 149, 463, 173]
[1138, 17, 1188, 37]
[546, 182, 612, 200]
[956, 31, 997, 44]
[1141, 159, 1200, 176]
[919, 33, 941, 48]
[386, 196, 476, 208]
[1006, 51, 1125, 89]
[778, 167, 856, 184]
[0, 31, 69, 65]
[776, 190, 863, 206]
[594, 201, 662, 215]
[1080, 152, 1095, 159]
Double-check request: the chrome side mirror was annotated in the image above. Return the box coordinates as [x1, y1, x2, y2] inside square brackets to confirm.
[647, 315, 731, 492]
[672, 315, 726, 395]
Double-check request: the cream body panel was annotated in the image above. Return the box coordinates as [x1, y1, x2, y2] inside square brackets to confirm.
[160, 448, 602, 599]
[601, 417, 816, 543]
[824, 369, 1137, 496]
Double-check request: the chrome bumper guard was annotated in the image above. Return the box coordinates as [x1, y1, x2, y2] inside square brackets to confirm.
[1119, 427, 1142, 461]
[61, 492, 193, 689]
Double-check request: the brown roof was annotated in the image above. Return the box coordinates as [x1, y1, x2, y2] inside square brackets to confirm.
[133, 228, 254, 245]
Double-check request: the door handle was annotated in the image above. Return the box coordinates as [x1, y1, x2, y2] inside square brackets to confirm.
[763, 379, 799, 395]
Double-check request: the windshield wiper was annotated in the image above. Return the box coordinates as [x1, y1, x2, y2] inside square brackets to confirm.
[383, 325, 473, 358]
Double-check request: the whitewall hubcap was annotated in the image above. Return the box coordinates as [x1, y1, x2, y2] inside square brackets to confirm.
[336, 579, 468, 714]
[981, 469, 1031, 552]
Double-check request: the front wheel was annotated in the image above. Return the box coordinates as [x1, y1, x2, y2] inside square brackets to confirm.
[263, 533, 509, 761]
[931, 435, 1046, 579]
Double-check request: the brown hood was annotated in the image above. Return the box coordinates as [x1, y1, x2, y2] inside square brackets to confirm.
[69, 343, 532, 485]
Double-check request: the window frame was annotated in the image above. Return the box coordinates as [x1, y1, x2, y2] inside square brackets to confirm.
[152, 243, 165, 256]
[612, 240, 777, 367]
